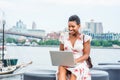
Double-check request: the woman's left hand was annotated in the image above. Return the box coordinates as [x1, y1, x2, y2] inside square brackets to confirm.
[74, 59, 78, 64]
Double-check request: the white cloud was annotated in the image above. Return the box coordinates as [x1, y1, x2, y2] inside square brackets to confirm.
[40, 0, 120, 6]
[0, 0, 120, 11]
[0, 0, 14, 9]
[0, 0, 120, 10]
[0, 0, 120, 33]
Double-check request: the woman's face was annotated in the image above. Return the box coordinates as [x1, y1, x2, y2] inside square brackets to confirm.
[68, 21, 80, 35]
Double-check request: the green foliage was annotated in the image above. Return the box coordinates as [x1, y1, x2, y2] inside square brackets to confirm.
[31, 40, 37, 44]
[6, 37, 16, 43]
[21, 40, 26, 44]
[4, 37, 120, 47]
[91, 40, 115, 47]
[112, 40, 119, 44]
[6, 37, 25, 44]
[91, 40, 101, 46]
[38, 39, 60, 45]
[102, 40, 112, 47]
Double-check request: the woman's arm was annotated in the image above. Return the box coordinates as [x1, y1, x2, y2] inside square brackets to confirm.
[59, 43, 64, 51]
[75, 40, 91, 63]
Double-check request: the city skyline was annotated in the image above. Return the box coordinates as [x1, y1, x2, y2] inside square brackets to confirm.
[0, 0, 120, 33]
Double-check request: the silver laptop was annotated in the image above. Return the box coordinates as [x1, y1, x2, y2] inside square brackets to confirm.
[49, 51, 75, 66]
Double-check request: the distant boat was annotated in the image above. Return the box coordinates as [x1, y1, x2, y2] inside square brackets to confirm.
[0, 66, 16, 75]
[0, 45, 18, 74]
[0, 59, 32, 75]
[0, 14, 32, 74]
[0, 48, 32, 74]
[0, 45, 32, 75]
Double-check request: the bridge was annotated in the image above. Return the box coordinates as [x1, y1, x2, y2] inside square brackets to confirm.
[0, 29, 43, 39]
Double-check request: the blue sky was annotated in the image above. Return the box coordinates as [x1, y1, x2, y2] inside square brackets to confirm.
[0, 0, 120, 33]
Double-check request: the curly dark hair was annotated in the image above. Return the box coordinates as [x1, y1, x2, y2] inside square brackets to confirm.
[68, 15, 80, 25]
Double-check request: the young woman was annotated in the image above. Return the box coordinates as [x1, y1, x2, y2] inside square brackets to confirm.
[57, 15, 91, 80]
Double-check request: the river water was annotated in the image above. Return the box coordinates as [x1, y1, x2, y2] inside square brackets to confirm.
[1, 46, 120, 80]
[6, 46, 120, 66]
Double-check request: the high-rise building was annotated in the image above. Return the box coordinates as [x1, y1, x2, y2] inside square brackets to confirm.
[85, 19, 103, 33]
[32, 21, 36, 30]
[10, 20, 27, 33]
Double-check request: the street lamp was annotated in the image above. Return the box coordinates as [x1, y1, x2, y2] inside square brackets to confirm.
[0, 9, 5, 63]
[2, 20, 5, 61]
